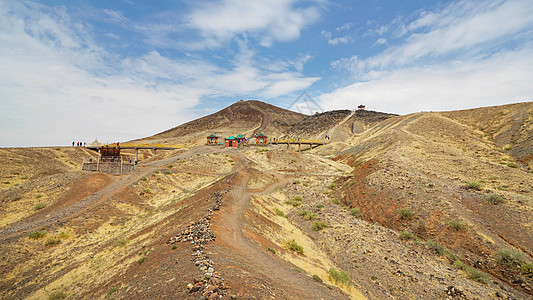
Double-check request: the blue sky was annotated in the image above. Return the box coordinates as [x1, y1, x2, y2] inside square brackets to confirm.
[1, 0, 532, 146]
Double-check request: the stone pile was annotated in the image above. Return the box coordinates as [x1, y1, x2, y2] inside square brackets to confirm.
[169, 177, 236, 300]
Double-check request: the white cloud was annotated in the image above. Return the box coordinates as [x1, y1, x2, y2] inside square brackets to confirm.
[0, 1, 319, 146]
[328, 36, 350, 45]
[186, 0, 320, 48]
[321, 0, 533, 114]
[374, 38, 387, 46]
[336, 22, 353, 31]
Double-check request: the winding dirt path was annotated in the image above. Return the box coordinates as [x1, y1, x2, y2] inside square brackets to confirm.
[210, 155, 349, 299]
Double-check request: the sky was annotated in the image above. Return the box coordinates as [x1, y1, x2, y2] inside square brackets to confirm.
[1, 0, 532, 147]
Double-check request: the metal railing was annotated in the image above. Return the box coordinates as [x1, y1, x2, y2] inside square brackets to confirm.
[271, 139, 324, 144]
[101, 143, 187, 149]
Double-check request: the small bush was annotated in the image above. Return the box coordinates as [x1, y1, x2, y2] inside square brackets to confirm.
[165, 170, 171, 174]
[283, 239, 304, 254]
[137, 257, 147, 265]
[45, 237, 59, 246]
[455, 260, 489, 284]
[58, 231, 70, 239]
[327, 183, 337, 190]
[267, 248, 276, 254]
[141, 177, 147, 181]
[284, 199, 302, 207]
[312, 221, 328, 231]
[332, 198, 340, 205]
[507, 162, 517, 168]
[495, 249, 526, 267]
[315, 203, 324, 209]
[47, 290, 67, 300]
[327, 268, 350, 286]
[465, 182, 482, 190]
[144, 188, 152, 194]
[105, 287, 119, 299]
[415, 220, 426, 231]
[117, 238, 129, 247]
[399, 230, 415, 240]
[11, 195, 22, 201]
[312, 275, 323, 283]
[273, 207, 286, 218]
[521, 262, 533, 274]
[29, 230, 46, 239]
[293, 195, 303, 201]
[35, 194, 43, 199]
[299, 210, 318, 220]
[34, 202, 46, 210]
[171, 245, 177, 250]
[168, 164, 173, 168]
[426, 240, 458, 262]
[399, 208, 413, 220]
[485, 193, 505, 205]
[350, 208, 361, 218]
[448, 219, 467, 231]
[302, 183, 308, 187]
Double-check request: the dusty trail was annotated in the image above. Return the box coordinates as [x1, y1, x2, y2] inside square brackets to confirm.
[211, 155, 348, 299]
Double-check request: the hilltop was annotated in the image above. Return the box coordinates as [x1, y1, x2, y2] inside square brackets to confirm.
[0, 101, 532, 299]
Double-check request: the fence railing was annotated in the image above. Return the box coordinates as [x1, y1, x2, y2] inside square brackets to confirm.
[101, 143, 188, 149]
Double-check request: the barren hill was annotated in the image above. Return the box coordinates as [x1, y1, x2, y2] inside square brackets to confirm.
[147, 100, 306, 144]
[1, 101, 532, 300]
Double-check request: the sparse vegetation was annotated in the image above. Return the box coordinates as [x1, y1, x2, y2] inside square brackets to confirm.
[29, 230, 46, 239]
[11, 195, 22, 201]
[312, 274, 323, 283]
[331, 198, 340, 205]
[141, 177, 147, 181]
[415, 220, 426, 231]
[58, 231, 70, 239]
[105, 287, 119, 299]
[399, 230, 417, 241]
[117, 238, 129, 247]
[448, 219, 467, 231]
[144, 188, 152, 194]
[312, 221, 328, 231]
[315, 203, 324, 209]
[465, 181, 482, 190]
[521, 262, 533, 274]
[267, 248, 276, 254]
[349, 208, 361, 218]
[507, 162, 517, 168]
[327, 183, 337, 189]
[137, 257, 147, 265]
[172, 245, 177, 250]
[425, 240, 458, 262]
[283, 239, 304, 254]
[299, 210, 318, 220]
[327, 268, 350, 286]
[34, 202, 46, 210]
[284, 199, 302, 207]
[47, 290, 67, 300]
[45, 237, 59, 246]
[293, 195, 303, 201]
[495, 249, 526, 268]
[35, 194, 43, 199]
[454, 260, 489, 284]
[399, 208, 413, 220]
[273, 207, 286, 217]
[485, 193, 505, 205]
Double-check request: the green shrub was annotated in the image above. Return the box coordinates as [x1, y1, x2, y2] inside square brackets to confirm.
[144, 188, 152, 194]
[507, 162, 517, 168]
[171, 245, 177, 250]
[448, 219, 467, 231]
[399, 208, 413, 220]
[165, 170, 171, 174]
[332, 198, 340, 205]
[168, 164, 173, 168]
[521, 262, 533, 274]
[141, 177, 147, 181]
[29, 230, 46, 239]
[293, 195, 303, 201]
[58, 231, 70, 239]
[315, 203, 324, 209]
[267, 248, 276, 254]
[327, 268, 350, 286]
[137, 257, 147, 265]
[495, 249, 526, 267]
[465, 181, 482, 190]
[34, 202, 46, 210]
[303, 183, 309, 187]
[105, 287, 119, 299]
[273, 207, 286, 218]
[415, 220, 426, 231]
[45, 237, 59, 246]
[117, 238, 129, 247]
[312, 275, 323, 283]
[454, 260, 489, 284]
[35, 194, 43, 199]
[284, 199, 302, 207]
[426, 240, 458, 262]
[47, 290, 67, 300]
[327, 183, 337, 190]
[299, 210, 318, 220]
[399, 230, 415, 240]
[485, 193, 505, 205]
[283, 239, 304, 254]
[312, 221, 328, 231]
[350, 208, 361, 218]
[11, 195, 23, 201]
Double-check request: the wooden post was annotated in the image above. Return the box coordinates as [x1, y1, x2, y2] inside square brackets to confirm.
[153, 148, 156, 155]
[298, 143, 301, 152]
[135, 148, 138, 163]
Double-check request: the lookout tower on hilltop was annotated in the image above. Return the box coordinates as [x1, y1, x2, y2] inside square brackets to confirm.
[357, 104, 366, 110]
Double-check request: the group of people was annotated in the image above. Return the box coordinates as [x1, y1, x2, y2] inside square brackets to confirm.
[73, 141, 86, 147]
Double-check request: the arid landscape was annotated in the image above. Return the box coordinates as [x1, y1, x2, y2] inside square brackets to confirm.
[1, 100, 532, 299]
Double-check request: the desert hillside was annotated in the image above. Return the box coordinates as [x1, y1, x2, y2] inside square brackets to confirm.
[0, 101, 532, 300]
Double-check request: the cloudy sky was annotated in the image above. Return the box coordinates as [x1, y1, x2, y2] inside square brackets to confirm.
[1, 0, 532, 147]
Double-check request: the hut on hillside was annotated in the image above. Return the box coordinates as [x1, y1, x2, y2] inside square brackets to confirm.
[357, 104, 366, 110]
[236, 134, 246, 144]
[256, 133, 268, 144]
[207, 134, 219, 145]
[225, 136, 238, 148]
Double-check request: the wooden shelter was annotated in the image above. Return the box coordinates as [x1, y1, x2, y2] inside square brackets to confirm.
[236, 134, 246, 144]
[256, 133, 267, 144]
[225, 136, 238, 148]
[207, 134, 219, 145]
